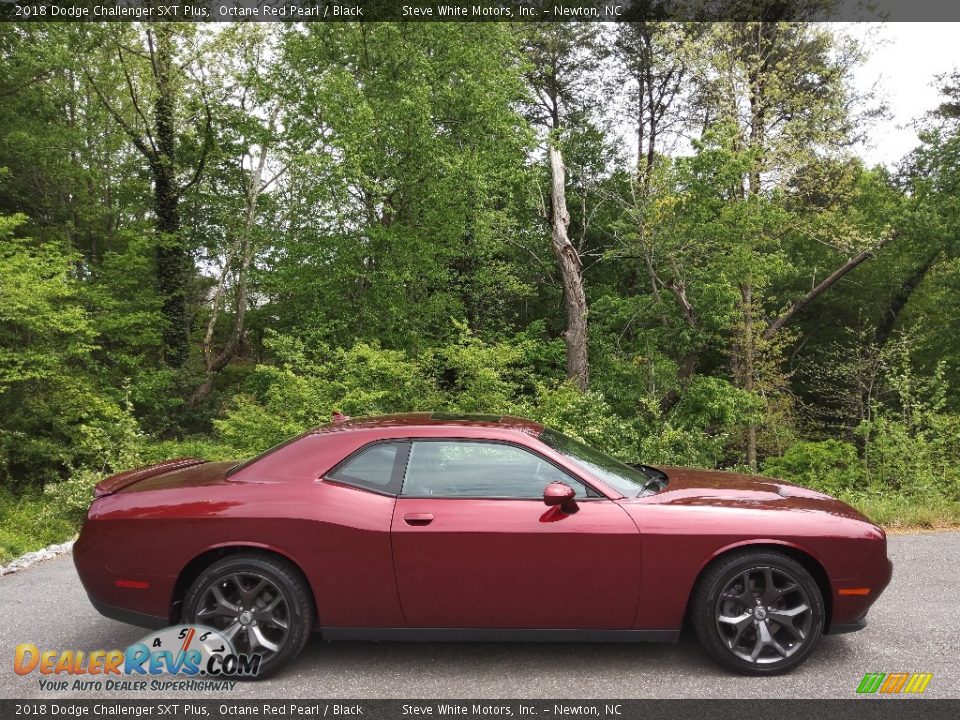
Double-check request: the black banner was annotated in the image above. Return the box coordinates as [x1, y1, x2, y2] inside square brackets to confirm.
[2, 701, 960, 720]
[3, 0, 960, 23]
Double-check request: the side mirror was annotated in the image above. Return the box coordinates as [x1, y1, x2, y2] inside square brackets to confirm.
[543, 481, 576, 510]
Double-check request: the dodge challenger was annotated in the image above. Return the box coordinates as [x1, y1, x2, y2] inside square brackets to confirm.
[74, 412, 892, 678]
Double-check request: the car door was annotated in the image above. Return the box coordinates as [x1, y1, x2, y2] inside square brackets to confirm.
[390, 439, 642, 630]
[312, 440, 408, 628]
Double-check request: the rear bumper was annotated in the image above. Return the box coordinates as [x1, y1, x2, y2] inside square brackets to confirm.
[90, 598, 168, 630]
[74, 524, 176, 626]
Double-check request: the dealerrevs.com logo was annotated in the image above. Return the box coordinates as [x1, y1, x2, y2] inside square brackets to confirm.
[13, 625, 260, 691]
[856, 672, 933, 695]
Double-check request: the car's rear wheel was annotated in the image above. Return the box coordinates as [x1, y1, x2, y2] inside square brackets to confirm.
[182, 552, 313, 679]
[691, 550, 824, 675]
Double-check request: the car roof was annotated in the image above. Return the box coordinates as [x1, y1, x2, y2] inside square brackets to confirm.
[307, 412, 544, 437]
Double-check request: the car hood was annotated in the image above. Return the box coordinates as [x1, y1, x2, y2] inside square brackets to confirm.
[643, 466, 871, 522]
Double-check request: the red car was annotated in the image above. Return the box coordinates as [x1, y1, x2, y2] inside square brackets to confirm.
[74, 413, 892, 678]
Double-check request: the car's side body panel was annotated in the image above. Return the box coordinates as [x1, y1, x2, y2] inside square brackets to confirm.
[390, 496, 642, 629]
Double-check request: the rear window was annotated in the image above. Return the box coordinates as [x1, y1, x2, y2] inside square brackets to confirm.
[327, 442, 403, 494]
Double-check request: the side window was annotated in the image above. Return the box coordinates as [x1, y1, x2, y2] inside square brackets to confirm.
[401, 441, 589, 498]
[327, 442, 404, 494]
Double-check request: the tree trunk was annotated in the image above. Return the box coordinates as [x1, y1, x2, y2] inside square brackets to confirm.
[737, 24, 770, 467]
[548, 144, 589, 391]
[192, 136, 276, 404]
[153, 160, 188, 368]
[151, 27, 190, 368]
[740, 283, 757, 467]
[659, 351, 698, 414]
[873, 251, 940, 348]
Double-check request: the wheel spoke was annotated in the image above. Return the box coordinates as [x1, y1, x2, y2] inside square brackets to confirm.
[772, 620, 805, 642]
[769, 603, 809, 620]
[252, 626, 280, 653]
[221, 621, 242, 642]
[197, 605, 236, 620]
[245, 626, 259, 650]
[718, 611, 753, 627]
[267, 612, 289, 630]
[769, 631, 788, 657]
[775, 583, 799, 599]
[768, 604, 809, 641]
[230, 574, 247, 600]
[718, 612, 753, 648]
[749, 623, 766, 661]
[761, 568, 779, 604]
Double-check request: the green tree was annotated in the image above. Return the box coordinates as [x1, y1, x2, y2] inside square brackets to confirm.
[79, 24, 215, 368]
[265, 23, 534, 351]
[0, 215, 138, 485]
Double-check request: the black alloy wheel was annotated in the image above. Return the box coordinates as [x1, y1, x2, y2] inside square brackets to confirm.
[183, 552, 313, 679]
[691, 550, 825, 675]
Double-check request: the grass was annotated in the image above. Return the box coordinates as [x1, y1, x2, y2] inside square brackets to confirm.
[0, 488, 78, 564]
[847, 494, 960, 531]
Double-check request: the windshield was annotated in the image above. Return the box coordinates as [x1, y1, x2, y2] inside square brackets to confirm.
[540, 428, 653, 497]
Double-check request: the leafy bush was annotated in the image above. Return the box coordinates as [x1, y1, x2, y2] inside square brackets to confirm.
[763, 415, 960, 501]
[426, 322, 529, 414]
[216, 336, 440, 454]
[40, 468, 103, 527]
[0, 487, 77, 564]
[520, 382, 642, 459]
[663, 376, 765, 467]
[215, 329, 644, 462]
[139, 438, 239, 464]
[670, 376, 762, 433]
[638, 423, 729, 468]
[763, 439, 863, 494]
[0, 216, 145, 487]
[858, 414, 960, 499]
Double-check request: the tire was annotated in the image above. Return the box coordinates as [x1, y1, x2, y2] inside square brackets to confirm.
[182, 552, 314, 680]
[691, 549, 825, 675]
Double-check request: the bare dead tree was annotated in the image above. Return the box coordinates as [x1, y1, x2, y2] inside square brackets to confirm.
[549, 145, 589, 390]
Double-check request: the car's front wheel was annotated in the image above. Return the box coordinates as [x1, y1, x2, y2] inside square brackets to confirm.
[691, 550, 825, 675]
[182, 552, 314, 679]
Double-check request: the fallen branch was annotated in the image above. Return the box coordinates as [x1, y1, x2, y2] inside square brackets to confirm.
[763, 235, 895, 341]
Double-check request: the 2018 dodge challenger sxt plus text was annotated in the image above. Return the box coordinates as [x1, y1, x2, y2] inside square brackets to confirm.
[74, 413, 892, 678]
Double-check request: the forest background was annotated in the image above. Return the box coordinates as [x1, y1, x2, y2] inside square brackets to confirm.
[2, 20, 960, 561]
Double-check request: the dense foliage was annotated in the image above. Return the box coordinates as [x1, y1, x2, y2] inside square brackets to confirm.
[2, 22, 960, 559]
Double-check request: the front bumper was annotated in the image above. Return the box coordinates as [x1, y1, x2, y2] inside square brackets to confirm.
[830, 552, 893, 632]
[826, 616, 867, 635]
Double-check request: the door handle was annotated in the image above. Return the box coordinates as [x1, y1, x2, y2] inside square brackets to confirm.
[403, 513, 434, 526]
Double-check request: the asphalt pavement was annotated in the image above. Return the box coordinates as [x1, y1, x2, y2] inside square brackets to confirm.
[1, 532, 957, 699]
